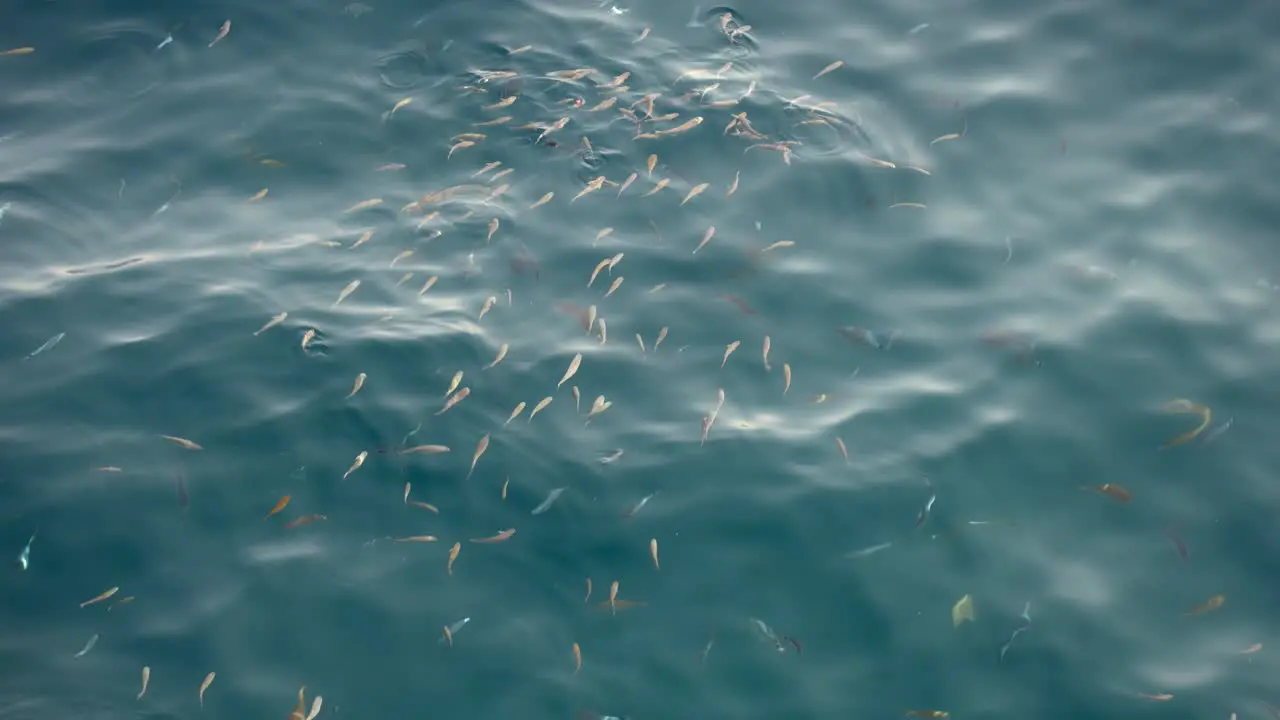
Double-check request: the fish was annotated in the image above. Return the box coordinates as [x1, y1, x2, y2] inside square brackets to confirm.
[74, 633, 99, 658]
[722, 340, 740, 368]
[1160, 398, 1211, 448]
[334, 279, 361, 306]
[647, 154, 658, 176]
[400, 444, 450, 455]
[487, 218, 499, 243]
[999, 601, 1032, 661]
[81, 586, 120, 608]
[749, 617, 799, 653]
[25, 332, 65, 359]
[762, 336, 772, 370]
[264, 495, 291, 519]
[618, 173, 637, 197]
[635, 26, 650, 42]
[287, 686, 306, 720]
[643, 178, 669, 196]
[137, 666, 150, 700]
[485, 343, 509, 369]
[609, 580, 619, 614]
[835, 437, 850, 464]
[623, 492, 655, 518]
[650, 538, 660, 569]
[479, 295, 497, 320]
[530, 192, 554, 209]
[573, 386, 582, 411]
[505, 402, 526, 425]
[529, 396, 553, 421]
[1184, 594, 1225, 616]
[952, 594, 975, 627]
[208, 20, 230, 47]
[531, 487, 568, 515]
[657, 117, 703, 137]
[680, 183, 709, 206]
[587, 395, 612, 420]
[254, 312, 287, 336]
[437, 387, 471, 415]
[347, 372, 367, 398]
[584, 578, 593, 604]
[343, 451, 367, 479]
[419, 276, 439, 295]
[160, 434, 203, 450]
[467, 434, 490, 480]
[783, 363, 792, 394]
[445, 371, 464, 397]
[284, 514, 326, 529]
[199, 671, 215, 707]
[1081, 483, 1131, 503]
[813, 60, 843, 79]
[598, 449, 624, 464]
[762, 240, 795, 252]
[394, 535, 437, 543]
[655, 327, 668, 350]
[438, 617, 470, 645]
[558, 353, 582, 388]
[447, 542, 461, 575]
[301, 329, 316, 349]
[573, 642, 582, 673]
[16, 532, 35, 570]
[410, 501, 439, 513]
[604, 277, 624, 298]
[470, 528, 516, 543]
[846, 541, 893, 558]
[694, 226, 716, 254]
[1, 47, 36, 56]
[248, 188, 268, 202]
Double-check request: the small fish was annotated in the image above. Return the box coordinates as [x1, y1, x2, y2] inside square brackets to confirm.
[762, 240, 795, 252]
[479, 295, 497, 320]
[642, 178, 669, 196]
[559, 353, 582, 388]
[199, 671, 215, 707]
[470, 528, 516, 543]
[158, 433, 203, 450]
[655, 326, 668, 350]
[334, 279, 361, 306]
[587, 395, 612, 420]
[394, 535, 437, 543]
[998, 601, 1032, 661]
[572, 386, 582, 411]
[208, 20, 230, 48]
[846, 541, 893, 558]
[485, 343, 509, 369]
[694, 226, 716, 254]
[74, 633, 99, 658]
[467, 434, 490, 480]
[345, 198, 383, 214]
[1081, 483, 1132, 503]
[137, 666, 150, 700]
[437, 387, 471, 415]
[584, 578, 593, 604]
[390, 97, 413, 115]
[604, 277, 624, 298]
[598, 449, 624, 464]
[264, 495, 291, 520]
[448, 140, 476, 159]
[722, 340, 740, 368]
[532, 487, 568, 515]
[301, 329, 316, 349]
[284, 514, 326, 529]
[952, 594, 976, 627]
[1, 47, 36, 56]
[486, 217, 499, 243]
[447, 542, 461, 575]
[646, 154, 658, 176]
[618, 173, 637, 197]
[248, 188, 268, 202]
[762, 336, 772, 370]
[444, 370, 463, 397]
[813, 60, 843, 79]
[835, 437, 850, 464]
[410, 501, 439, 513]
[1184, 594, 1225, 616]
[783, 363, 792, 394]
[438, 617, 470, 645]
[529, 396, 553, 421]
[400, 444, 450, 455]
[572, 642, 583, 673]
[254, 312, 287, 336]
[25, 332, 65, 359]
[16, 532, 35, 570]
[343, 450, 368, 479]
[609, 580, 620, 614]
[680, 183, 709, 206]
[623, 492, 655, 518]
[530, 192, 554, 209]
[726, 170, 740, 197]
[81, 586, 120, 608]
[505, 402, 526, 425]
[347, 372, 367, 398]
[650, 538, 660, 569]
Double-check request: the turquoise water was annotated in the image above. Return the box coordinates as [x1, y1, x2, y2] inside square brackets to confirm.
[2, 0, 1279, 717]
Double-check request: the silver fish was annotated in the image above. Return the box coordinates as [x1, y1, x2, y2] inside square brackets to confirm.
[74, 633, 99, 658]
[25, 332, 64, 359]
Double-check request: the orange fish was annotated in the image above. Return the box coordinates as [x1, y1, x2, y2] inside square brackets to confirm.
[264, 495, 291, 520]
[1081, 483, 1132, 503]
[572, 642, 582, 674]
[1184, 594, 1225, 616]
[470, 529, 516, 544]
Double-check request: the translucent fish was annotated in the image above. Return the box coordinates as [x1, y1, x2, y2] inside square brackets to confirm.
[74, 633, 99, 658]
[438, 616, 471, 644]
[531, 487, 568, 515]
[952, 594, 975, 627]
[25, 332, 64, 359]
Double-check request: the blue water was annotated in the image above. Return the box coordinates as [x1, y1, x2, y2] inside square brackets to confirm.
[2, 0, 1280, 717]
